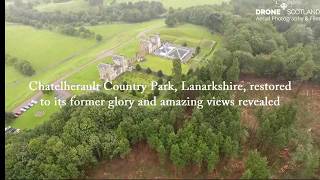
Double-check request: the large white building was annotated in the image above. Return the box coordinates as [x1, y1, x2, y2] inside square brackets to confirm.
[140, 34, 195, 63]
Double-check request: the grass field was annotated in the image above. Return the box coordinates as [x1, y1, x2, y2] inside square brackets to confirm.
[140, 55, 189, 75]
[10, 94, 60, 129]
[5, 20, 164, 111]
[35, 0, 93, 12]
[5, 24, 96, 110]
[6, 19, 219, 129]
[67, 22, 219, 93]
[114, 71, 157, 96]
[5, 24, 96, 71]
[65, 57, 112, 95]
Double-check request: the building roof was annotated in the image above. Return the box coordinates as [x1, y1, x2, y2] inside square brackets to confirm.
[112, 55, 126, 65]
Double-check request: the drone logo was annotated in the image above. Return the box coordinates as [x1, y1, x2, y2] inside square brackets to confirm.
[279, 3, 288, 10]
[273, 0, 296, 10]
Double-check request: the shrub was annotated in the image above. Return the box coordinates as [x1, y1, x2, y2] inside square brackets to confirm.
[146, 68, 152, 74]
[136, 64, 142, 71]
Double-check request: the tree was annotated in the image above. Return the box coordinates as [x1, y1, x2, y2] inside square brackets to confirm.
[172, 59, 182, 84]
[195, 46, 201, 55]
[157, 70, 163, 77]
[207, 144, 219, 172]
[257, 104, 297, 149]
[297, 60, 315, 81]
[223, 136, 234, 156]
[130, 90, 136, 96]
[241, 169, 253, 179]
[13, 60, 35, 76]
[226, 57, 240, 82]
[295, 60, 316, 95]
[153, 87, 160, 97]
[209, 57, 225, 83]
[96, 34, 103, 42]
[5, 112, 16, 125]
[292, 135, 320, 178]
[165, 14, 177, 27]
[42, 89, 53, 95]
[243, 150, 270, 179]
[233, 50, 255, 73]
[285, 24, 314, 47]
[116, 137, 131, 159]
[135, 64, 142, 71]
[157, 78, 163, 85]
[146, 67, 152, 74]
[170, 144, 185, 168]
[105, 81, 112, 89]
[147, 93, 154, 101]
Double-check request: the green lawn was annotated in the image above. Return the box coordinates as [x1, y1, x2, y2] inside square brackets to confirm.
[10, 94, 60, 129]
[65, 57, 112, 95]
[114, 71, 157, 95]
[5, 24, 96, 110]
[5, 20, 164, 111]
[5, 24, 96, 72]
[5, 19, 220, 130]
[140, 55, 189, 75]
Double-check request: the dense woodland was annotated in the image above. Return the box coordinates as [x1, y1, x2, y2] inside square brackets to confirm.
[5, 0, 320, 179]
[165, 1, 320, 83]
[5, 0, 166, 26]
[6, 50, 319, 179]
[5, 0, 165, 39]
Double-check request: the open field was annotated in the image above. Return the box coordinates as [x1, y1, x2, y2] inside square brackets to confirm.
[5, 24, 96, 71]
[5, 20, 164, 111]
[114, 71, 157, 98]
[5, 24, 95, 110]
[6, 20, 219, 129]
[140, 55, 189, 75]
[10, 94, 59, 129]
[35, 0, 94, 12]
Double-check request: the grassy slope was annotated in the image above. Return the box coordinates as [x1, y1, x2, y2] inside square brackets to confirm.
[6, 21, 220, 129]
[140, 55, 189, 75]
[68, 22, 218, 88]
[5, 24, 95, 110]
[5, 24, 95, 71]
[10, 94, 60, 129]
[5, 20, 163, 112]
[35, 0, 93, 12]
